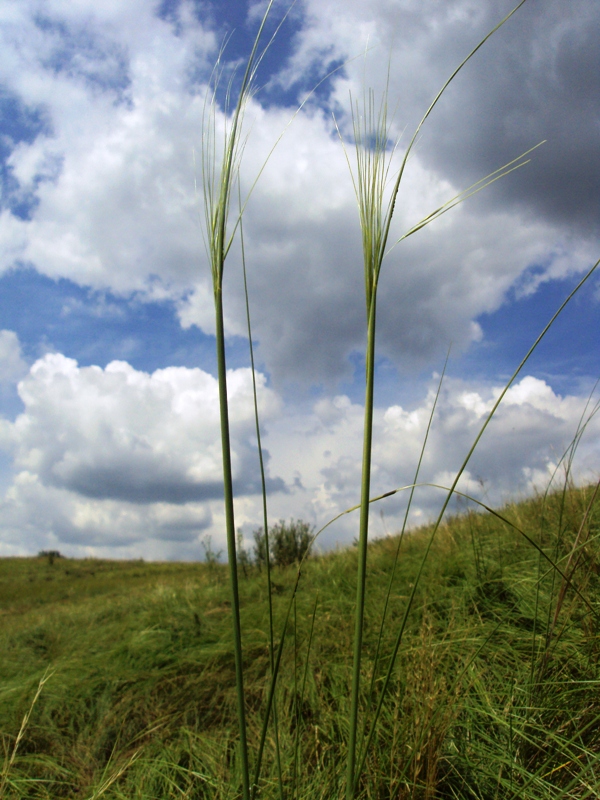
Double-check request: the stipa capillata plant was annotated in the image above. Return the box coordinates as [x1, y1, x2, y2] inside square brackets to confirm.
[335, 2, 548, 795]
[200, 3, 281, 797]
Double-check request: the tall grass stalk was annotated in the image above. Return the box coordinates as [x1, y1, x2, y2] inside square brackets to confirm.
[239, 201, 284, 798]
[0, 669, 53, 797]
[201, 4, 277, 797]
[340, 3, 530, 796]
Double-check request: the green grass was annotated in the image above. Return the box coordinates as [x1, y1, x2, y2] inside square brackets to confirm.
[2, 483, 600, 798]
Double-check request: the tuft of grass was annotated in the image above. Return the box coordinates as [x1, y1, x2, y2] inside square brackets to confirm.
[335, 3, 550, 796]
[200, 2, 281, 796]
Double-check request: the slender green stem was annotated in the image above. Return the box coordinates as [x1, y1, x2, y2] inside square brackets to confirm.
[252, 565, 305, 797]
[366, 353, 448, 706]
[295, 594, 318, 800]
[202, 7, 281, 797]
[339, 11, 534, 793]
[239, 196, 284, 798]
[214, 287, 250, 800]
[346, 292, 377, 800]
[293, 596, 298, 786]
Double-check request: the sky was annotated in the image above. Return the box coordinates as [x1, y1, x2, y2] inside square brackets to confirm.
[0, 0, 598, 560]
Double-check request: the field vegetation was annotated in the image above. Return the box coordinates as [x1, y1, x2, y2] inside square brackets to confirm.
[1, 483, 600, 798]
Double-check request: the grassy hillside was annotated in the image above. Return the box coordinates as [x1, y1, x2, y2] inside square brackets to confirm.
[1, 484, 599, 799]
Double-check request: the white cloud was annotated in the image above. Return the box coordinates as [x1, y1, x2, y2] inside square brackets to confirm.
[0, 0, 216, 292]
[0, 0, 597, 387]
[0, 469, 215, 559]
[0, 347, 597, 558]
[0, 2, 598, 559]
[262, 374, 600, 549]
[0, 351, 285, 557]
[8, 352, 282, 502]
[0, 330, 28, 386]
[288, 0, 600, 236]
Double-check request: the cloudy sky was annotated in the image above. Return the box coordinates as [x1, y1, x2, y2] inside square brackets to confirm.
[0, 0, 598, 560]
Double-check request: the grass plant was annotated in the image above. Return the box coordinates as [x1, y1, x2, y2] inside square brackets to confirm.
[334, 2, 551, 796]
[201, 2, 280, 796]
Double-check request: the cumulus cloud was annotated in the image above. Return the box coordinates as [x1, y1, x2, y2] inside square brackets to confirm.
[180, 108, 596, 384]
[289, 0, 600, 238]
[0, 466, 225, 560]
[0, 0, 214, 292]
[0, 0, 597, 387]
[0, 345, 597, 557]
[0, 351, 286, 557]
[6, 352, 283, 503]
[256, 373, 600, 549]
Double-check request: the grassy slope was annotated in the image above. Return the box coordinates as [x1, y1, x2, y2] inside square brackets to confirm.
[1, 485, 599, 799]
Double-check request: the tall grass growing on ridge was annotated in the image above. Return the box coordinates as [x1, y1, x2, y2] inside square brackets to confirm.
[2, 486, 600, 798]
[199, 0, 600, 798]
[201, 3, 279, 795]
[335, 4, 543, 794]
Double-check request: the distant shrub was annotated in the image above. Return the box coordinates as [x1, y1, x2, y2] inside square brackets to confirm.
[253, 519, 313, 568]
[236, 530, 252, 578]
[201, 535, 222, 565]
[38, 550, 62, 565]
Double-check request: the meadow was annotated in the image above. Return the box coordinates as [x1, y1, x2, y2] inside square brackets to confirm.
[1, 483, 599, 798]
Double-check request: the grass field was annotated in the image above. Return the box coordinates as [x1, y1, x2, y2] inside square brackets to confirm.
[1, 482, 599, 798]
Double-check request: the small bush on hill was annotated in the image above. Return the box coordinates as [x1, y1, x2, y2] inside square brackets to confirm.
[38, 550, 63, 565]
[253, 518, 313, 568]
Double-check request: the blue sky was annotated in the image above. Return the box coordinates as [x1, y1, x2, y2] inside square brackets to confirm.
[0, 0, 598, 559]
